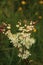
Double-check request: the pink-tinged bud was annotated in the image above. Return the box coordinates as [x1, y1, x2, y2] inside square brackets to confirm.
[0, 25, 5, 33]
[0, 26, 4, 29]
[33, 21, 37, 25]
[26, 26, 30, 30]
[0, 29, 3, 32]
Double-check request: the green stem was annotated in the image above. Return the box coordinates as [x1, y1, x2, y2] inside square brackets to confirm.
[9, 48, 14, 65]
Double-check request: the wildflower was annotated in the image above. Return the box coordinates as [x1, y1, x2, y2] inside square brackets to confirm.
[19, 48, 22, 52]
[7, 24, 11, 29]
[17, 44, 22, 48]
[18, 53, 22, 57]
[2, 20, 36, 60]
[18, 22, 21, 25]
[16, 25, 19, 28]
[19, 27, 24, 31]
[30, 21, 33, 25]
[24, 24, 27, 27]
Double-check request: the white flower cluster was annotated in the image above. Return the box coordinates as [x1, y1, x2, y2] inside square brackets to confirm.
[16, 21, 34, 32]
[4, 21, 36, 59]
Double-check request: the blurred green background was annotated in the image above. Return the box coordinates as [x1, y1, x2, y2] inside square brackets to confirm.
[0, 0, 43, 65]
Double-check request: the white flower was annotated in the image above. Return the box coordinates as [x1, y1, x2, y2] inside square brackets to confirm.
[18, 22, 21, 25]
[24, 50, 31, 56]
[3, 21, 36, 60]
[2, 22, 7, 26]
[24, 36, 35, 49]
[5, 30, 13, 40]
[19, 48, 22, 52]
[13, 43, 18, 47]
[18, 49, 31, 59]
[25, 45, 30, 49]
[17, 44, 22, 48]
[30, 21, 33, 25]
[26, 25, 34, 31]
[22, 53, 27, 59]
[24, 24, 27, 27]
[25, 29, 30, 32]
[7, 24, 11, 29]
[19, 35, 23, 40]
[26, 25, 30, 29]
[19, 27, 24, 31]
[7, 26, 11, 29]
[22, 50, 31, 59]
[16, 25, 19, 28]
[30, 38, 35, 44]
[18, 53, 22, 57]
